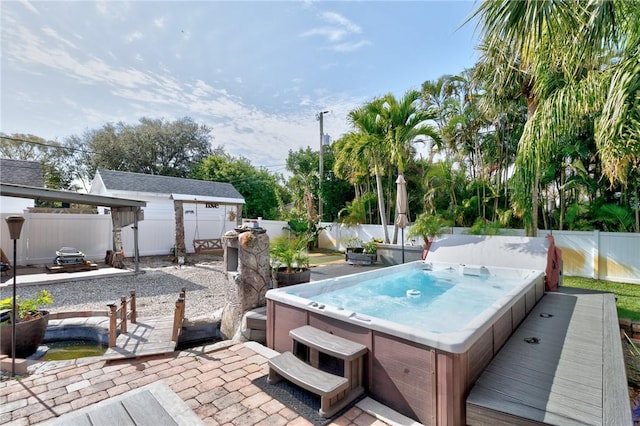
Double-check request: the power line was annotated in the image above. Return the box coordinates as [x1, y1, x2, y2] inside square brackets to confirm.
[0, 135, 97, 155]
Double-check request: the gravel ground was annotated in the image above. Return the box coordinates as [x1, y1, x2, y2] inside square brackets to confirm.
[2, 255, 233, 322]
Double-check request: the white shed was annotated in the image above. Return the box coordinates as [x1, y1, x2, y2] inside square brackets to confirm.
[90, 169, 245, 256]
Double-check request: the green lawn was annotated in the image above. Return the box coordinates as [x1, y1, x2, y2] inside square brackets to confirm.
[563, 276, 640, 321]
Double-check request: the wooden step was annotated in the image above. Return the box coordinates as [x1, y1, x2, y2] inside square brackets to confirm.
[245, 307, 267, 331]
[268, 351, 349, 396]
[289, 325, 367, 361]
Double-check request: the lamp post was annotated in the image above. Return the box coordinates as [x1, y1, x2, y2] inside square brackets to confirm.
[317, 110, 330, 221]
[5, 215, 25, 377]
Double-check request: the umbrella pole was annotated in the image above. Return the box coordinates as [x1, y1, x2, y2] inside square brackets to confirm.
[401, 227, 405, 264]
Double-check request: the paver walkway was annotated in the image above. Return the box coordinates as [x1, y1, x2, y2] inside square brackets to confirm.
[0, 341, 396, 426]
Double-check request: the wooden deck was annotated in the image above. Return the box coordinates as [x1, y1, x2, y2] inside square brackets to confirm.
[44, 381, 205, 425]
[466, 288, 631, 425]
[103, 316, 177, 360]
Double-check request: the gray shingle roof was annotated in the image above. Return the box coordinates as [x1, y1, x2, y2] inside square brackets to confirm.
[96, 169, 244, 201]
[0, 158, 44, 187]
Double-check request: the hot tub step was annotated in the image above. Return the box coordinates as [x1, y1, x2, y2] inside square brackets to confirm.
[268, 351, 352, 417]
[245, 307, 267, 331]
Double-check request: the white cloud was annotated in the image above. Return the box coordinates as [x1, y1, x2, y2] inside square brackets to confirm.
[19, 0, 39, 15]
[95, 1, 108, 16]
[321, 12, 361, 34]
[125, 31, 143, 44]
[154, 17, 165, 28]
[0, 10, 361, 169]
[42, 26, 77, 49]
[234, 77, 243, 84]
[331, 40, 371, 53]
[192, 80, 214, 97]
[301, 27, 347, 42]
[301, 10, 369, 52]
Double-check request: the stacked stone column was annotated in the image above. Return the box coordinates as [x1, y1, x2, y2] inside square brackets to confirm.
[220, 229, 270, 340]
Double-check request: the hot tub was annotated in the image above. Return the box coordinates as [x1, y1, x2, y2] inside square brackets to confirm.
[266, 260, 545, 425]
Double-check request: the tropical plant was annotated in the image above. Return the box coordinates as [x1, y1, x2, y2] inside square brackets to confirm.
[342, 235, 363, 251]
[467, 217, 502, 235]
[407, 212, 449, 258]
[0, 290, 53, 323]
[286, 217, 329, 249]
[363, 239, 379, 254]
[345, 99, 391, 242]
[470, 0, 640, 236]
[269, 236, 309, 273]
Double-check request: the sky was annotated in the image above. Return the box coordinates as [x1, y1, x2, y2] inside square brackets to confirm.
[1, 0, 480, 175]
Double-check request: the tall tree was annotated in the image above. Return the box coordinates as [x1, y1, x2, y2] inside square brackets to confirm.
[192, 147, 282, 220]
[471, 0, 640, 235]
[0, 133, 79, 192]
[346, 98, 392, 242]
[76, 117, 213, 182]
[377, 89, 439, 242]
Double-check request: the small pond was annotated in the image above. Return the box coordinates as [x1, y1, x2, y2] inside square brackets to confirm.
[41, 340, 107, 361]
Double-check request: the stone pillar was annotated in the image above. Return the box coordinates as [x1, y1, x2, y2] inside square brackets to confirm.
[220, 229, 271, 340]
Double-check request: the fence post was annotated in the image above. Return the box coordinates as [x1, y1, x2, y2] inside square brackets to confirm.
[108, 303, 117, 347]
[130, 290, 136, 324]
[172, 297, 185, 342]
[120, 296, 127, 334]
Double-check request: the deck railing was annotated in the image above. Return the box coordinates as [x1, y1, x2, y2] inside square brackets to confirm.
[172, 287, 186, 342]
[107, 290, 137, 347]
[106, 288, 186, 348]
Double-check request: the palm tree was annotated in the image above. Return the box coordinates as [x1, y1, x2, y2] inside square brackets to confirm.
[346, 100, 392, 242]
[470, 0, 640, 235]
[377, 90, 440, 243]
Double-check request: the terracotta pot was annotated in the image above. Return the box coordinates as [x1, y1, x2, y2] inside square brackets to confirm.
[275, 267, 311, 287]
[0, 311, 49, 358]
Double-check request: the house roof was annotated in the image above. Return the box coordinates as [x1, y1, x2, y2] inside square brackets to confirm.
[96, 169, 245, 204]
[0, 158, 44, 187]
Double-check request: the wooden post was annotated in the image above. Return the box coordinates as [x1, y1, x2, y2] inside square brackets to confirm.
[120, 296, 127, 334]
[174, 200, 186, 261]
[172, 297, 185, 342]
[130, 290, 136, 323]
[108, 304, 117, 347]
[180, 287, 186, 319]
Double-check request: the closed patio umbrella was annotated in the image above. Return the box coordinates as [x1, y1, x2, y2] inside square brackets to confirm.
[395, 174, 409, 264]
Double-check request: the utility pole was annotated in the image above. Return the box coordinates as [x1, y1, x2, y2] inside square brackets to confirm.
[317, 110, 330, 221]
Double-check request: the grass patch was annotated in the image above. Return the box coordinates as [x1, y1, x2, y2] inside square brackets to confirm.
[307, 251, 345, 266]
[563, 276, 640, 321]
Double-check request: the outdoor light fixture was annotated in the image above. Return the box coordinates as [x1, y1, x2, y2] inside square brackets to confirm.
[5, 215, 25, 377]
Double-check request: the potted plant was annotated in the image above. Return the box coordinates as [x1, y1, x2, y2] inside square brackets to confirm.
[270, 235, 311, 287]
[0, 290, 53, 358]
[407, 213, 449, 260]
[345, 237, 378, 265]
[343, 236, 363, 254]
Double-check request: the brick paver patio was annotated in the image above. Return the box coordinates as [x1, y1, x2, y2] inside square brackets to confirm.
[0, 342, 391, 426]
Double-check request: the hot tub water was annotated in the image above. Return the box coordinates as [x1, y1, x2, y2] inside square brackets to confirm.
[293, 266, 530, 334]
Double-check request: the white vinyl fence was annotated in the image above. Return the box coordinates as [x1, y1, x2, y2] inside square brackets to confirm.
[2, 212, 639, 284]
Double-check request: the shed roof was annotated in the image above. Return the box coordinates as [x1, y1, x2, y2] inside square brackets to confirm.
[0, 183, 146, 208]
[96, 169, 245, 203]
[0, 158, 44, 187]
